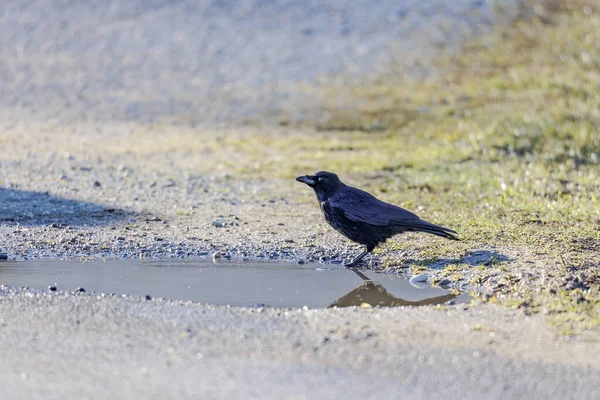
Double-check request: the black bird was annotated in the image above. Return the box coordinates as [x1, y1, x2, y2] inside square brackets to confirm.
[296, 171, 459, 267]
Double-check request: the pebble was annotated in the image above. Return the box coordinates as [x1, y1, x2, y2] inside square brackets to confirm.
[437, 279, 452, 287]
[0, 253, 8, 260]
[212, 220, 226, 228]
[409, 273, 428, 283]
[564, 280, 582, 290]
[410, 281, 429, 290]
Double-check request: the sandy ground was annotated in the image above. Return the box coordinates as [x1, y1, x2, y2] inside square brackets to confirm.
[0, 287, 599, 399]
[2, 109, 599, 400]
[0, 0, 521, 125]
[1, 1, 599, 399]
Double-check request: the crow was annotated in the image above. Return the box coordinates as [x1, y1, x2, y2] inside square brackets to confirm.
[296, 171, 459, 267]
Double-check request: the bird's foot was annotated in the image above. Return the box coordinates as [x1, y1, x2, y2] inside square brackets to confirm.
[343, 260, 363, 268]
[344, 248, 370, 268]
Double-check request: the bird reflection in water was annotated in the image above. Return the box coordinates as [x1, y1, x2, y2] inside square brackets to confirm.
[328, 268, 458, 308]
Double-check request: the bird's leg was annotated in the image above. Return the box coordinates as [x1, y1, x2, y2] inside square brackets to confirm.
[344, 250, 367, 267]
[344, 245, 374, 268]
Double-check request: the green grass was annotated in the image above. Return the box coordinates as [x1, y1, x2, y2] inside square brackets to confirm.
[81, 1, 599, 335]
[267, 1, 599, 335]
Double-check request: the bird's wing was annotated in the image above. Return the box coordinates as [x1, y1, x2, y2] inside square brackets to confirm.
[329, 189, 420, 227]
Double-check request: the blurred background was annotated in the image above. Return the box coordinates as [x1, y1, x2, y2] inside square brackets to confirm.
[0, 0, 523, 127]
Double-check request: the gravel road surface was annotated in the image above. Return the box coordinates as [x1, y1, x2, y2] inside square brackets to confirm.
[1, 0, 521, 124]
[3, 1, 599, 399]
[1, 288, 599, 400]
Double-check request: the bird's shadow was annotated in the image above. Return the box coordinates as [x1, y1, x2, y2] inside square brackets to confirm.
[0, 187, 131, 227]
[400, 250, 513, 270]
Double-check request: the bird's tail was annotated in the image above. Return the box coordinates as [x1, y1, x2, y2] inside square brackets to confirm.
[404, 220, 460, 241]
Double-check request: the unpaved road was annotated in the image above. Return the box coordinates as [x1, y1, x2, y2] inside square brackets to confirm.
[2, 1, 599, 399]
[0, 287, 598, 400]
[0, 0, 520, 124]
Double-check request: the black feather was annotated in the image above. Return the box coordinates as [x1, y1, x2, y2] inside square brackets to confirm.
[296, 171, 459, 266]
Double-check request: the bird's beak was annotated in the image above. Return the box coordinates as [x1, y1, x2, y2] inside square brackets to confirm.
[296, 175, 317, 187]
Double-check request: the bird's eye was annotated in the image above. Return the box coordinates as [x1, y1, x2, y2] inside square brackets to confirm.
[317, 176, 324, 182]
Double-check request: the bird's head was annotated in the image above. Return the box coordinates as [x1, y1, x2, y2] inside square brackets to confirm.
[296, 171, 343, 201]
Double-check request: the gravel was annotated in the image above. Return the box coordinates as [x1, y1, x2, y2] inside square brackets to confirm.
[0, 288, 598, 400]
[0, 0, 521, 125]
[3, 1, 597, 399]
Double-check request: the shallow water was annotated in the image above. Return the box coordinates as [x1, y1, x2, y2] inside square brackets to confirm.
[0, 258, 469, 308]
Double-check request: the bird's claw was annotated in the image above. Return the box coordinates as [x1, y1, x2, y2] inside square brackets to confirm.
[343, 260, 362, 268]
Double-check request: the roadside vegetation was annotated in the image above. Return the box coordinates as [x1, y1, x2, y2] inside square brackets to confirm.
[98, 0, 599, 335]
[263, 0, 600, 335]
[311, 0, 600, 336]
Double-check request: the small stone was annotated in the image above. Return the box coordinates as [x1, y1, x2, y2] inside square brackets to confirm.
[93, 181, 102, 188]
[437, 279, 452, 287]
[0, 253, 8, 260]
[48, 285, 57, 292]
[212, 219, 226, 228]
[564, 281, 580, 290]
[145, 295, 152, 301]
[75, 287, 86, 293]
[410, 273, 428, 284]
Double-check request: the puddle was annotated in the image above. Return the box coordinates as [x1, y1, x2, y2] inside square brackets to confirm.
[0, 259, 469, 308]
